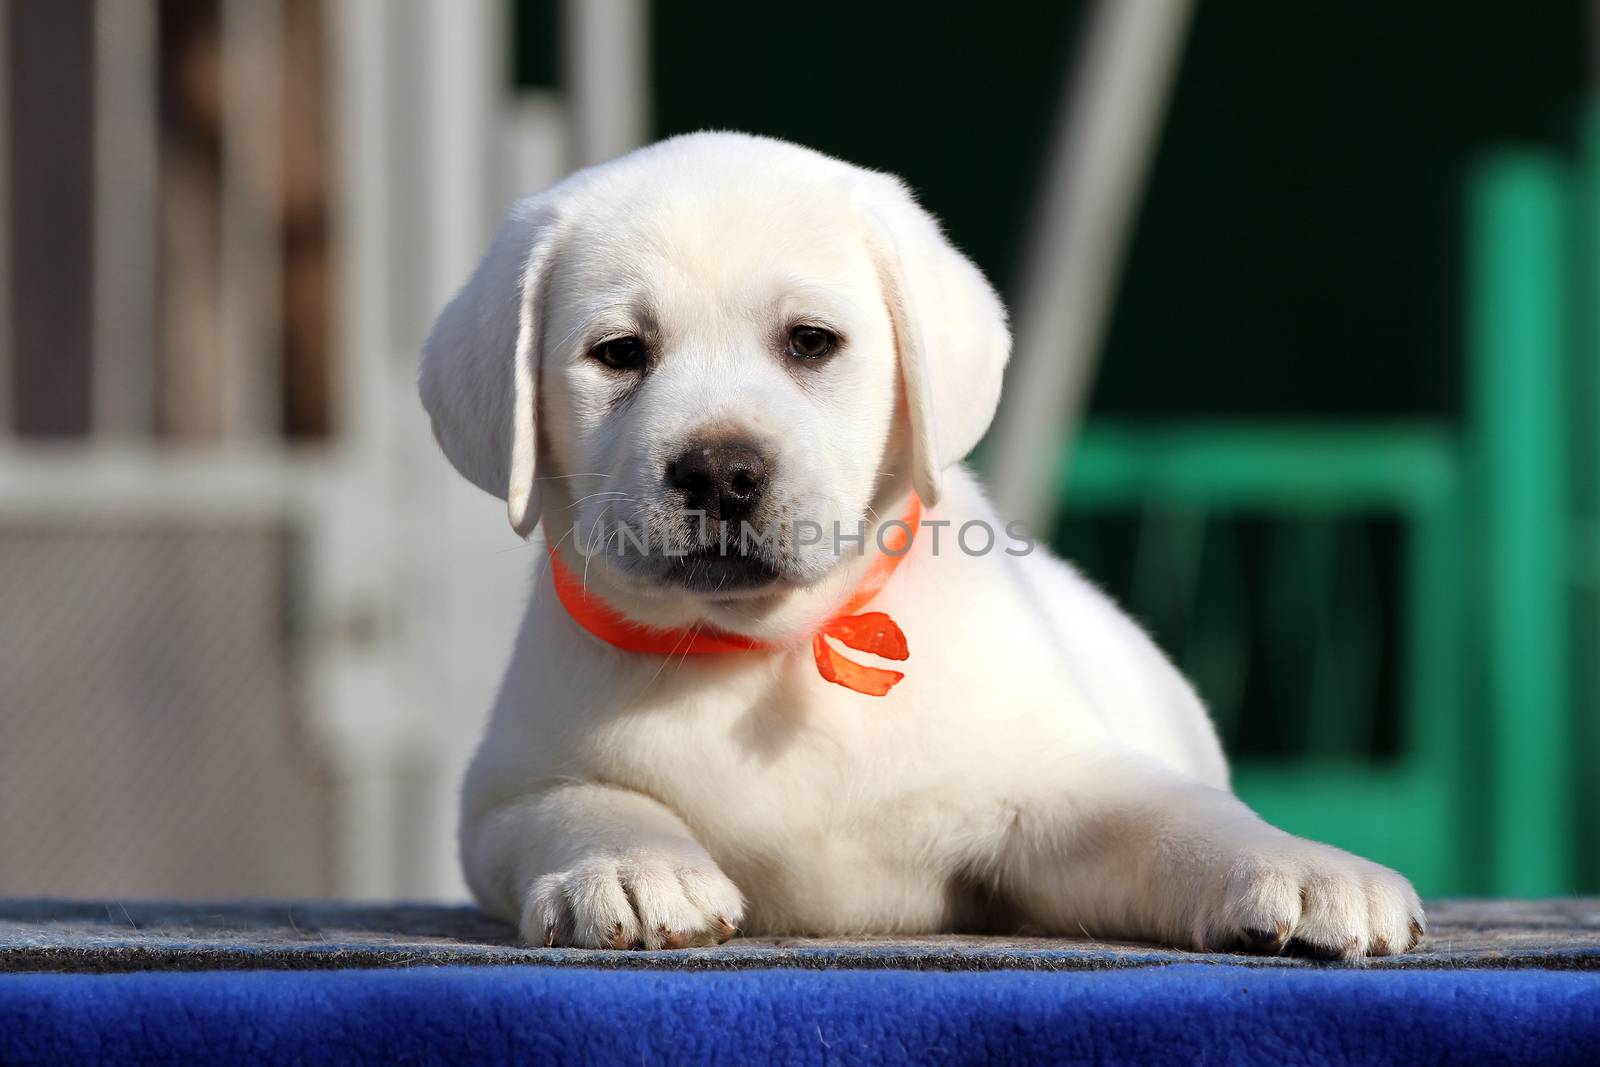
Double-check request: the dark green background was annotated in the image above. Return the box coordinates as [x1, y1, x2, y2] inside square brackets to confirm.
[516, 0, 1586, 417]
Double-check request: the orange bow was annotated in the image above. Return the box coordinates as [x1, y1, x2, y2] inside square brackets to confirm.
[548, 499, 920, 696]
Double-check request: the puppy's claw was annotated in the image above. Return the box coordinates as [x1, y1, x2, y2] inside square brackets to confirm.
[1241, 919, 1292, 954]
[1408, 919, 1425, 951]
[712, 916, 739, 944]
[607, 922, 631, 950]
[543, 924, 557, 948]
[658, 925, 694, 950]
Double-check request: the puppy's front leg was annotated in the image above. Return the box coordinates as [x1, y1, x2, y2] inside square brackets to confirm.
[999, 753, 1425, 958]
[465, 783, 744, 949]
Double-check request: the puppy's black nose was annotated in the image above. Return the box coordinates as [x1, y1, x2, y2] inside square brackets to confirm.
[666, 438, 768, 522]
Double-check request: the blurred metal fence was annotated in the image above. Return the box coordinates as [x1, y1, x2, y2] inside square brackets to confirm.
[0, 522, 334, 897]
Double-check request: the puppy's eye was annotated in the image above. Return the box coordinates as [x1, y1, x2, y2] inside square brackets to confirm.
[788, 325, 837, 361]
[591, 335, 647, 371]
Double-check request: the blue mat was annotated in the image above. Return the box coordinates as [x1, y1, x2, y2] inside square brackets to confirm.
[7, 898, 1600, 972]
[4, 963, 1599, 1065]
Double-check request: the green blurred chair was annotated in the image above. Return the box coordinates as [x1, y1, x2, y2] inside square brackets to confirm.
[1002, 112, 1596, 897]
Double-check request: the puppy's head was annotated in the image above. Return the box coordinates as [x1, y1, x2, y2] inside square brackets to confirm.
[420, 134, 1008, 626]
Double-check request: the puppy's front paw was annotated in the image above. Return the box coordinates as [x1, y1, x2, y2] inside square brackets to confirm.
[522, 851, 745, 950]
[1195, 838, 1425, 959]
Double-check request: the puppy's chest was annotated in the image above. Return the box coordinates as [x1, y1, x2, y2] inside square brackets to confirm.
[585, 659, 975, 854]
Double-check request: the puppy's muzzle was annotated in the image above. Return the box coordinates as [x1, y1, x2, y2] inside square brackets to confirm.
[665, 435, 768, 523]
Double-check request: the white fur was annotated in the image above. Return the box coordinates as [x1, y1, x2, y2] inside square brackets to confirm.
[421, 133, 1425, 957]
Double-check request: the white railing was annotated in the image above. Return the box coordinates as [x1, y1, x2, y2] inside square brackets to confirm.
[0, 0, 646, 901]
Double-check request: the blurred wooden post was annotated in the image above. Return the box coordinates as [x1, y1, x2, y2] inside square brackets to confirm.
[1469, 153, 1575, 895]
[987, 0, 1193, 534]
[0, 4, 10, 436]
[6, 0, 94, 436]
[564, 0, 648, 166]
[92, 0, 160, 437]
[1577, 98, 1600, 891]
[220, 0, 284, 439]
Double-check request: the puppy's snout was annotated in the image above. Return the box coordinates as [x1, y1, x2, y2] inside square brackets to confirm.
[666, 437, 768, 522]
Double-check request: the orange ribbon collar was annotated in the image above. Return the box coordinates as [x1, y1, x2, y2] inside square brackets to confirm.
[548, 500, 921, 696]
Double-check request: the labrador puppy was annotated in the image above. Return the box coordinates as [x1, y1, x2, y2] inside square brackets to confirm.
[420, 133, 1425, 956]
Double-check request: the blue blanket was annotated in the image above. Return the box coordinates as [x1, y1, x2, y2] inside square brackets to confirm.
[4, 963, 1598, 1065]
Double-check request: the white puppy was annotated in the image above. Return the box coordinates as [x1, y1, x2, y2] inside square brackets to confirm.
[421, 133, 1425, 957]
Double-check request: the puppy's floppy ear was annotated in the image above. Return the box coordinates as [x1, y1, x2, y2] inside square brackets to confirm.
[860, 175, 1011, 509]
[419, 197, 561, 538]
